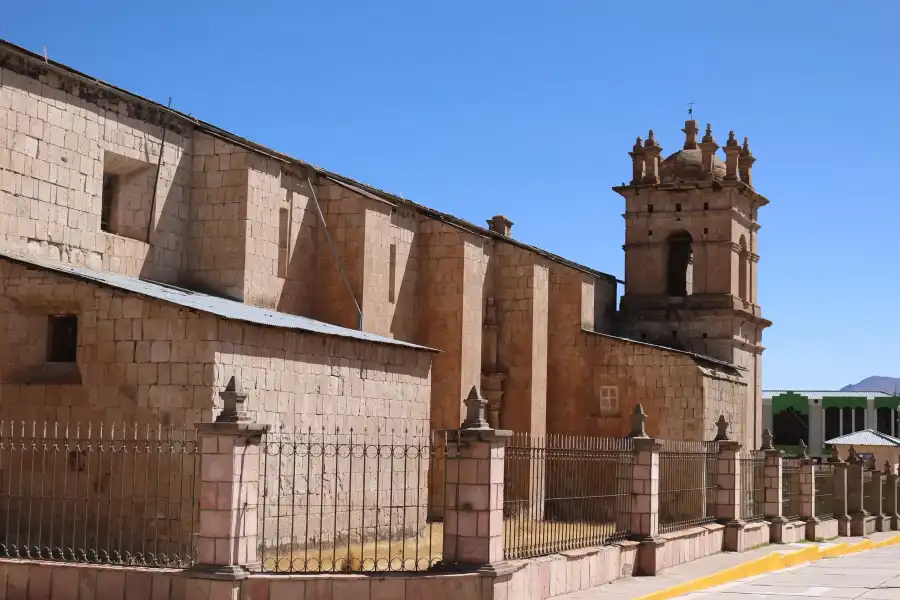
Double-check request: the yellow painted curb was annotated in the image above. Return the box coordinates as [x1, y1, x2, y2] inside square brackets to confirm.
[634, 534, 900, 600]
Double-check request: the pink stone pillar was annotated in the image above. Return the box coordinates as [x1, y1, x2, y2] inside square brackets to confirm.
[886, 464, 899, 530]
[713, 417, 749, 552]
[189, 377, 269, 582]
[716, 439, 746, 551]
[628, 404, 665, 576]
[715, 440, 742, 523]
[847, 450, 869, 536]
[872, 469, 887, 532]
[764, 448, 791, 543]
[442, 387, 511, 570]
[763, 449, 784, 519]
[832, 459, 851, 536]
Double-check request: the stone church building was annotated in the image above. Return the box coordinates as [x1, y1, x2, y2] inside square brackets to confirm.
[0, 39, 770, 449]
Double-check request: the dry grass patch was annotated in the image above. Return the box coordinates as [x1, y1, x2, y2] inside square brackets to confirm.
[261, 519, 622, 572]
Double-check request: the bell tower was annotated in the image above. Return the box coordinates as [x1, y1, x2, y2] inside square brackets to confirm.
[612, 120, 772, 446]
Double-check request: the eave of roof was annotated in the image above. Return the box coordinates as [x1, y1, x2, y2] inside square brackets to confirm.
[763, 390, 893, 400]
[0, 251, 435, 352]
[824, 429, 900, 447]
[0, 38, 621, 286]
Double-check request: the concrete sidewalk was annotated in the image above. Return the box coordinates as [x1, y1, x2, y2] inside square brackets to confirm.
[678, 544, 900, 598]
[557, 532, 900, 599]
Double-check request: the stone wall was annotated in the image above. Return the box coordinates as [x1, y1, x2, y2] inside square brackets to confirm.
[244, 162, 317, 313]
[492, 245, 549, 435]
[0, 61, 191, 284]
[184, 134, 248, 300]
[548, 329, 744, 441]
[0, 256, 433, 561]
[312, 182, 365, 330]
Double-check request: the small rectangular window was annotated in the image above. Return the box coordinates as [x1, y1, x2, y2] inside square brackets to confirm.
[647, 204, 654, 213]
[703, 202, 709, 210]
[101, 174, 117, 232]
[278, 206, 290, 278]
[597, 386, 619, 417]
[388, 243, 397, 304]
[675, 203, 682, 212]
[48, 315, 78, 363]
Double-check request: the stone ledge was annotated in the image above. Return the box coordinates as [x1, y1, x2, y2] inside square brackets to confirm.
[660, 522, 725, 543]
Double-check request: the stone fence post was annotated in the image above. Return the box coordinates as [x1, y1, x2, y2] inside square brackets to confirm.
[872, 466, 887, 532]
[760, 432, 788, 541]
[886, 463, 900, 530]
[713, 417, 744, 551]
[187, 377, 269, 600]
[799, 458, 821, 542]
[847, 447, 869, 536]
[831, 452, 851, 536]
[627, 404, 664, 575]
[442, 387, 511, 573]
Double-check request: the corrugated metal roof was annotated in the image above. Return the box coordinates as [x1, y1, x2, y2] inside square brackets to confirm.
[0, 251, 434, 352]
[763, 390, 893, 400]
[824, 429, 900, 447]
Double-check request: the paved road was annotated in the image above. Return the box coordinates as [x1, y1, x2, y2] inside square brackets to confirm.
[677, 544, 900, 599]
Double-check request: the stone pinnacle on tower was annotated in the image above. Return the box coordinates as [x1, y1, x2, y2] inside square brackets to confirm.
[629, 136, 645, 184]
[699, 123, 719, 179]
[740, 136, 756, 187]
[723, 130, 741, 181]
[641, 130, 662, 184]
[682, 120, 700, 150]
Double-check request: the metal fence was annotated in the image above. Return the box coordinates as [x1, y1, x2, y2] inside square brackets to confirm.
[739, 451, 766, 522]
[503, 434, 633, 560]
[257, 428, 439, 573]
[814, 464, 834, 520]
[0, 421, 198, 567]
[781, 459, 802, 520]
[863, 470, 876, 514]
[658, 441, 718, 533]
[884, 473, 896, 516]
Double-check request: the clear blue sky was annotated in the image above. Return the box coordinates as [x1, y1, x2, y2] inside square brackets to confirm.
[3, 2, 898, 390]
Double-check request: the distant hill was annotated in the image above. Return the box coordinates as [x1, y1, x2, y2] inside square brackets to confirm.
[841, 376, 900, 395]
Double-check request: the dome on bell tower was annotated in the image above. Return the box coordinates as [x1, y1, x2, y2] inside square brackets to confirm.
[657, 121, 726, 183]
[660, 148, 726, 183]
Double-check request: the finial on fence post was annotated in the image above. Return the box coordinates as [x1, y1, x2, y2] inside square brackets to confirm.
[461, 386, 491, 430]
[799, 439, 809, 458]
[216, 376, 249, 423]
[628, 403, 649, 438]
[847, 445, 860, 464]
[758, 428, 774, 450]
[826, 444, 843, 463]
[714, 415, 730, 441]
[885, 460, 893, 476]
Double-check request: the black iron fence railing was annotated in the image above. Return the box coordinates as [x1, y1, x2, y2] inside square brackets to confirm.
[739, 451, 766, 522]
[0, 421, 198, 568]
[257, 428, 440, 573]
[658, 441, 718, 533]
[503, 434, 633, 560]
[782, 461, 802, 520]
[814, 464, 834, 520]
[863, 470, 876, 514]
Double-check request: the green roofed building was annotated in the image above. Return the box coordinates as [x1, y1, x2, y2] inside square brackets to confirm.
[763, 390, 900, 458]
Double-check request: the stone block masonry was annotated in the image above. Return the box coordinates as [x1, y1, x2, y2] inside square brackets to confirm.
[0, 258, 431, 433]
[1, 39, 763, 496]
